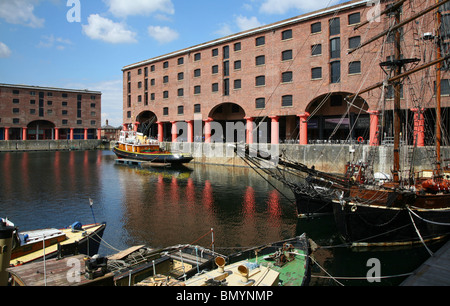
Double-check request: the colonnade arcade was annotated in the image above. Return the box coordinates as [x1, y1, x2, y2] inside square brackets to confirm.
[128, 94, 446, 147]
[0, 120, 102, 140]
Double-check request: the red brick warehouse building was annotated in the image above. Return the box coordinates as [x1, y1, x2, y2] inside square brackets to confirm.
[122, 0, 450, 146]
[0, 84, 102, 141]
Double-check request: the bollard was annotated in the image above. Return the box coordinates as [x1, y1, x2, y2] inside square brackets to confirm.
[0, 221, 16, 286]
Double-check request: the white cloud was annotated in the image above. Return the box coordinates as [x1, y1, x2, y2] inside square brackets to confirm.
[105, 0, 175, 18]
[0, 42, 12, 58]
[235, 15, 263, 31]
[0, 0, 44, 28]
[37, 35, 73, 50]
[82, 14, 137, 44]
[215, 15, 263, 37]
[147, 26, 179, 44]
[260, 0, 340, 15]
[215, 23, 233, 37]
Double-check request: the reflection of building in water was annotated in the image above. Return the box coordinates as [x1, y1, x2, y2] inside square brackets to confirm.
[117, 164, 295, 250]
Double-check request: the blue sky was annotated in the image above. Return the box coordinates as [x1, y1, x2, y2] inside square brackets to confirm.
[0, 0, 347, 127]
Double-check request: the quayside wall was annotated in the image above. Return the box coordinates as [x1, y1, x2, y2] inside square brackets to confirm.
[162, 142, 450, 174]
[1, 140, 448, 174]
[0, 140, 105, 152]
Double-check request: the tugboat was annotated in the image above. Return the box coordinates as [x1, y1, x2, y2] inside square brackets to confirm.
[112, 130, 194, 165]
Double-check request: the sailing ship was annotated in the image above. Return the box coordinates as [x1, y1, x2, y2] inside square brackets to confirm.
[112, 130, 194, 165]
[241, 0, 450, 246]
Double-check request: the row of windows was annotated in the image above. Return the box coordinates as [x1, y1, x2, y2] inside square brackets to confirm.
[6, 118, 97, 125]
[130, 34, 362, 96]
[131, 61, 363, 106]
[129, 12, 362, 81]
[127, 94, 297, 119]
[8, 89, 97, 100]
[9, 99, 97, 108]
[10, 108, 97, 116]
[310, 12, 360, 36]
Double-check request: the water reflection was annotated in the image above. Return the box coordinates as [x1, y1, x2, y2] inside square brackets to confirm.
[116, 162, 297, 252]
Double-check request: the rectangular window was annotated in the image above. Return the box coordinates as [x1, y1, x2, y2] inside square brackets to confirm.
[256, 98, 265, 109]
[348, 36, 361, 49]
[349, 61, 361, 74]
[348, 13, 360, 25]
[194, 85, 201, 95]
[282, 71, 293, 83]
[163, 107, 169, 116]
[329, 17, 340, 36]
[234, 79, 241, 89]
[223, 61, 229, 76]
[194, 69, 201, 78]
[178, 105, 184, 115]
[282, 95, 293, 107]
[256, 75, 265, 86]
[178, 57, 184, 65]
[282, 29, 292, 40]
[212, 65, 219, 74]
[163, 91, 169, 99]
[311, 67, 322, 80]
[163, 61, 169, 69]
[330, 61, 341, 83]
[194, 104, 201, 113]
[212, 83, 219, 92]
[256, 55, 265, 66]
[223, 46, 229, 59]
[282, 50, 293, 61]
[223, 79, 230, 96]
[312, 44, 322, 56]
[330, 37, 341, 59]
[256, 36, 265, 46]
[311, 22, 321, 34]
[163, 76, 168, 83]
[178, 72, 184, 80]
[194, 52, 201, 61]
[234, 42, 241, 51]
[212, 48, 219, 57]
[178, 88, 184, 97]
[234, 60, 241, 70]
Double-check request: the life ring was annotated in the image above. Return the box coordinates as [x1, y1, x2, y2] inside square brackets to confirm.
[357, 136, 364, 143]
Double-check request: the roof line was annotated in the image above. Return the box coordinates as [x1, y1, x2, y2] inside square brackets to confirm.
[122, 0, 368, 71]
[0, 83, 102, 94]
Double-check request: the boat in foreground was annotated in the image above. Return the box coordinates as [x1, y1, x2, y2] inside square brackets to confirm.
[113, 130, 193, 165]
[8, 220, 106, 267]
[182, 234, 311, 286]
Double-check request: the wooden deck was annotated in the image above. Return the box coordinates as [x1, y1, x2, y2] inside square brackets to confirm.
[401, 240, 450, 286]
[8, 255, 114, 286]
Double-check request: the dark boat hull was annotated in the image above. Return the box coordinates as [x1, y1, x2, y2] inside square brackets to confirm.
[113, 146, 193, 164]
[294, 191, 333, 218]
[332, 200, 450, 246]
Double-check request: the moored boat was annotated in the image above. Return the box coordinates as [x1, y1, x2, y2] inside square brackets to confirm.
[9, 220, 106, 266]
[113, 130, 193, 165]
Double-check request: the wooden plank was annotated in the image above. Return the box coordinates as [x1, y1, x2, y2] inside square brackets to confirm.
[401, 240, 450, 286]
[8, 255, 114, 286]
[108, 245, 147, 260]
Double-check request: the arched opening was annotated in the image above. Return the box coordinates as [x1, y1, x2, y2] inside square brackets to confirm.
[27, 120, 56, 140]
[137, 111, 158, 138]
[208, 103, 246, 143]
[306, 92, 369, 143]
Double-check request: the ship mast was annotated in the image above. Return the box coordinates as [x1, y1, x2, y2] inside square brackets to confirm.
[392, 6, 402, 183]
[435, 0, 443, 178]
